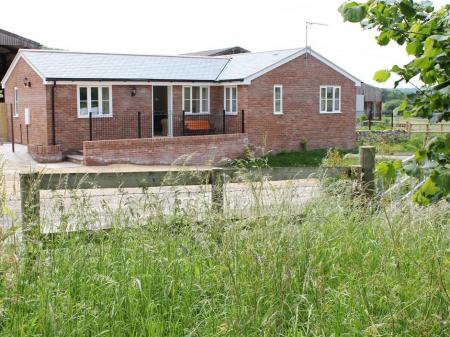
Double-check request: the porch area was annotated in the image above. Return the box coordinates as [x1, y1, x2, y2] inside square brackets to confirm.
[85, 109, 245, 141]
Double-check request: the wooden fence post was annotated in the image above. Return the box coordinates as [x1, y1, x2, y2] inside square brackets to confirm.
[20, 173, 41, 240]
[359, 146, 376, 196]
[210, 168, 224, 213]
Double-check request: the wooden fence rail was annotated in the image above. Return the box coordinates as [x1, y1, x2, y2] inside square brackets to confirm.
[19, 146, 375, 239]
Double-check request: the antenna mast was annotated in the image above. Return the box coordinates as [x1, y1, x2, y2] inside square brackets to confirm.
[305, 21, 328, 65]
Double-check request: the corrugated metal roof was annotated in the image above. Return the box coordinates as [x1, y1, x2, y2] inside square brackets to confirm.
[183, 46, 250, 56]
[22, 50, 229, 81]
[0, 29, 41, 48]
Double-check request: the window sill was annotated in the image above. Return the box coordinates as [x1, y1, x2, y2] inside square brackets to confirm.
[320, 111, 341, 114]
[13, 115, 19, 118]
[184, 112, 210, 115]
[78, 114, 113, 118]
[225, 111, 238, 116]
[273, 112, 283, 115]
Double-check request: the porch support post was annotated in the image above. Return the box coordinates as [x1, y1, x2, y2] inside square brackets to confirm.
[241, 109, 245, 133]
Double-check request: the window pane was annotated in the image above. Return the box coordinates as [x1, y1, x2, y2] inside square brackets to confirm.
[334, 99, 340, 111]
[201, 87, 208, 99]
[102, 87, 109, 100]
[275, 100, 281, 112]
[226, 87, 230, 100]
[320, 87, 326, 99]
[275, 87, 281, 99]
[326, 87, 333, 99]
[91, 99, 99, 114]
[192, 100, 200, 113]
[80, 101, 88, 115]
[79, 87, 87, 101]
[184, 87, 191, 100]
[321, 99, 326, 111]
[232, 87, 237, 100]
[102, 101, 110, 114]
[226, 99, 230, 112]
[192, 86, 200, 100]
[202, 99, 208, 112]
[232, 99, 237, 112]
[327, 99, 333, 112]
[334, 87, 340, 99]
[184, 99, 190, 112]
[91, 87, 98, 101]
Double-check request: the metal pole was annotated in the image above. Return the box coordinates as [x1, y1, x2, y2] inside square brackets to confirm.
[182, 110, 185, 136]
[10, 104, 14, 152]
[222, 109, 226, 134]
[241, 109, 245, 133]
[368, 112, 372, 130]
[89, 112, 93, 141]
[137, 111, 142, 138]
[20, 124, 23, 144]
[26, 125, 29, 144]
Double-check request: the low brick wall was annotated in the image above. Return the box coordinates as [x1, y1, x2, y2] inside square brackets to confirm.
[357, 130, 409, 143]
[28, 144, 63, 163]
[83, 134, 249, 166]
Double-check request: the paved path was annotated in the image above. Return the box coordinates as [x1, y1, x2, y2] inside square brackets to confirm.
[1, 143, 320, 232]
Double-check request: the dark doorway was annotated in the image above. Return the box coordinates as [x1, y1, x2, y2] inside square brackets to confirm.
[153, 86, 169, 136]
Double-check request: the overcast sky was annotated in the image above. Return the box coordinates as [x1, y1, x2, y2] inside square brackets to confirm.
[2, 0, 446, 87]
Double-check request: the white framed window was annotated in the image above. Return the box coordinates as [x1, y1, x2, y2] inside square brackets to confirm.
[183, 86, 209, 114]
[273, 85, 283, 115]
[320, 86, 341, 113]
[224, 86, 237, 114]
[13, 87, 19, 117]
[77, 85, 112, 118]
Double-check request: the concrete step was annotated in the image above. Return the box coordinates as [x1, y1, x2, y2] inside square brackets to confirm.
[66, 154, 83, 165]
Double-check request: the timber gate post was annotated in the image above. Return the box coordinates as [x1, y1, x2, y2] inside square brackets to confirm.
[359, 146, 376, 196]
[210, 168, 225, 213]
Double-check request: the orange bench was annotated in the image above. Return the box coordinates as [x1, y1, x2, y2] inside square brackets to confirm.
[184, 119, 214, 133]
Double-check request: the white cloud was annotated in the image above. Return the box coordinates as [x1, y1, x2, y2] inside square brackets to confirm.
[2, 0, 446, 88]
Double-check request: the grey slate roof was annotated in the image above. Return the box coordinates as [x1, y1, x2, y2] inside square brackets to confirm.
[22, 51, 230, 81]
[4, 47, 361, 85]
[17, 48, 305, 83]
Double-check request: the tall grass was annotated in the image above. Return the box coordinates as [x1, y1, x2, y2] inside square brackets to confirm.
[0, 172, 449, 336]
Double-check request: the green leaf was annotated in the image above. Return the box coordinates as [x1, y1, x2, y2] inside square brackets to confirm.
[413, 178, 438, 205]
[376, 161, 398, 185]
[338, 2, 368, 23]
[373, 69, 391, 82]
[406, 41, 422, 55]
[377, 31, 391, 46]
[430, 34, 450, 42]
[399, 0, 416, 18]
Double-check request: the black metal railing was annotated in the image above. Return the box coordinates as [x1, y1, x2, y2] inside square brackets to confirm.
[87, 110, 245, 141]
[179, 110, 245, 136]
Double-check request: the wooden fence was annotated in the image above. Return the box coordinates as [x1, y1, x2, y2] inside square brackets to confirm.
[19, 147, 375, 242]
[397, 121, 450, 135]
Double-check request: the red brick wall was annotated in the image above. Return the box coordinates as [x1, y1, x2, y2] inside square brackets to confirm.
[49, 84, 152, 153]
[243, 54, 357, 152]
[4, 58, 48, 146]
[83, 133, 248, 166]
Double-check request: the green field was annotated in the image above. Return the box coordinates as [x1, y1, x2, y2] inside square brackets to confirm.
[1, 178, 449, 336]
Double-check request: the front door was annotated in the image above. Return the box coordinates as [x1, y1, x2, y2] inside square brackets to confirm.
[152, 86, 172, 137]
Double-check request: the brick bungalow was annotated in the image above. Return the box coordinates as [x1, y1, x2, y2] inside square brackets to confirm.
[1, 47, 361, 165]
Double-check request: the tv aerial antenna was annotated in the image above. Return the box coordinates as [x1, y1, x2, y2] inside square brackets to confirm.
[305, 21, 328, 65]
